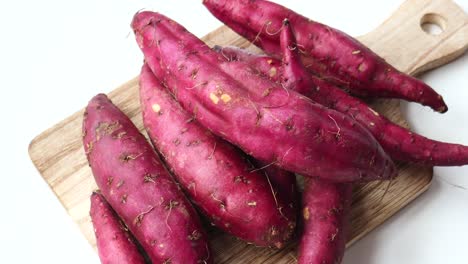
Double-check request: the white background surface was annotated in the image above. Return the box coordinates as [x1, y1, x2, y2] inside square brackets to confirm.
[1, 0, 467, 263]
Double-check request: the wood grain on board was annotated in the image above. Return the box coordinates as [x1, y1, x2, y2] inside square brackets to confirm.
[29, 0, 467, 263]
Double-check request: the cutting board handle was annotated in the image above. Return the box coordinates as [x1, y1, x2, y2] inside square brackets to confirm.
[359, 0, 468, 75]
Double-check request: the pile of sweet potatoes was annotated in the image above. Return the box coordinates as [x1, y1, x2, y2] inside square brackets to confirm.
[81, 1, 468, 263]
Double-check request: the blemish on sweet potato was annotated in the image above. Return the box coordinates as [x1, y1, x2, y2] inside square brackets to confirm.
[107, 176, 114, 186]
[209, 92, 220, 104]
[113, 131, 127, 139]
[262, 87, 273, 97]
[303, 207, 310, 220]
[188, 230, 202, 241]
[152, 103, 161, 113]
[186, 140, 201, 147]
[269, 67, 277, 77]
[96, 121, 122, 140]
[85, 141, 94, 155]
[190, 68, 199, 80]
[247, 201, 257, 207]
[143, 173, 158, 183]
[116, 179, 124, 188]
[121, 194, 128, 204]
[220, 93, 232, 103]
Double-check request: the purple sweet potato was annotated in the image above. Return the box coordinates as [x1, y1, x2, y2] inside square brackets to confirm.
[213, 29, 468, 166]
[132, 11, 396, 183]
[90, 192, 146, 264]
[203, 0, 448, 113]
[139, 63, 296, 248]
[83, 94, 211, 264]
[298, 179, 352, 264]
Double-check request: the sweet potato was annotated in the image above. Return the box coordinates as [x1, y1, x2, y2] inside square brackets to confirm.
[90, 192, 146, 264]
[203, 0, 448, 113]
[83, 94, 211, 264]
[139, 63, 296, 248]
[299, 179, 352, 264]
[132, 11, 396, 183]
[213, 29, 468, 166]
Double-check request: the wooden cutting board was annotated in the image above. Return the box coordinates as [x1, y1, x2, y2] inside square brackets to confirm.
[28, 0, 468, 263]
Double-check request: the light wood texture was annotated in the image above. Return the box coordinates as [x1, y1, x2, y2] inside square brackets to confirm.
[359, 0, 468, 75]
[29, 0, 467, 263]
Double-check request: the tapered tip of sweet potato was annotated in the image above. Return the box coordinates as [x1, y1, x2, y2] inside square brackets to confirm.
[437, 104, 448, 113]
[91, 190, 102, 197]
[90, 191, 107, 214]
[88, 93, 110, 108]
[212, 45, 222, 52]
[131, 11, 162, 33]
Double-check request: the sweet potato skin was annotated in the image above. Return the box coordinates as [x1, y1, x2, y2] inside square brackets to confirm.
[299, 179, 352, 264]
[139, 63, 296, 248]
[203, 0, 447, 113]
[215, 47, 468, 166]
[279, 19, 313, 95]
[90, 192, 146, 264]
[132, 11, 396, 183]
[259, 163, 298, 216]
[83, 94, 211, 264]
[213, 45, 283, 81]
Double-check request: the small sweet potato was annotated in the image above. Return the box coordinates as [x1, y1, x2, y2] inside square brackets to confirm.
[83, 94, 211, 264]
[203, 0, 447, 113]
[139, 63, 296, 248]
[90, 192, 146, 264]
[132, 11, 396, 183]
[298, 179, 352, 264]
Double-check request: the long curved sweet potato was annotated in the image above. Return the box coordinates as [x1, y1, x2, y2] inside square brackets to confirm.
[139, 63, 296, 248]
[132, 11, 396, 183]
[203, 0, 448, 113]
[214, 41, 468, 166]
[83, 94, 211, 264]
[90, 192, 146, 264]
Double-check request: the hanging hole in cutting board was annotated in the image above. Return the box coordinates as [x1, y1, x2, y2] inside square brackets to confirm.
[420, 13, 447, 35]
